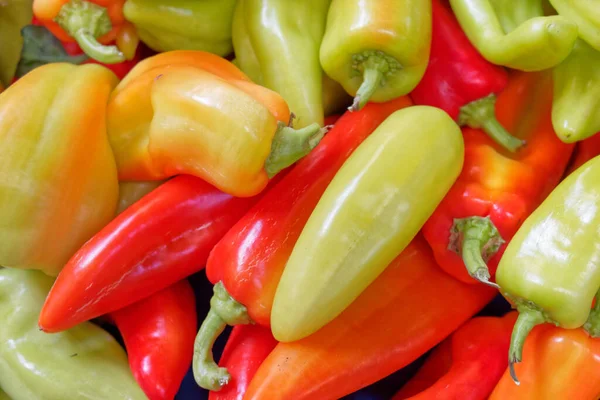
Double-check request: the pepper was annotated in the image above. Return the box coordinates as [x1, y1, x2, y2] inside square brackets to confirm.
[0, 0, 33, 85]
[422, 70, 574, 286]
[449, 0, 578, 71]
[410, 0, 522, 152]
[0, 63, 119, 276]
[494, 154, 600, 383]
[107, 51, 326, 197]
[0, 389, 8, 400]
[244, 238, 495, 400]
[565, 133, 600, 175]
[272, 106, 464, 342]
[116, 180, 164, 214]
[552, 39, 600, 143]
[549, 0, 600, 51]
[193, 97, 413, 391]
[392, 312, 516, 400]
[0, 268, 146, 400]
[112, 280, 197, 400]
[319, 0, 431, 111]
[322, 75, 352, 117]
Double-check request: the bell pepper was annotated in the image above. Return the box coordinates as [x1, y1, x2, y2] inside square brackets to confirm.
[410, 0, 522, 153]
[38, 175, 266, 333]
[193, 97, 413, 391]
[422, 70, 574, 286]
[449, 0, 578, 71]
[116, 180, 164, 214]
[107, 51, 326, 197]
[549, 0, 600, 51]
[392, 312, 516, 400]
[490, 325, 600, 399]
[552, 39, 600, 143]
[272, 106, 464, 342]
[0, 63, 119, 276]
[320, 0, 431, 111]
[566, 132, 600, 175]
[0, 268, 146, 400]
[0, 0, 33, 85]
[112, 279, 197, 400]
[494, 154, 600, 383]
[244, 238, 495, 400]
[209, 325, 277, 400]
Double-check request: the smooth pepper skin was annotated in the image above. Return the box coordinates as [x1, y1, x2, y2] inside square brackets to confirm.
[449, 0, 578, 71]
[123, 0, 236, 55]
[112, 280, 197, 400]
[272, 106, 464, 342]
[0, 269, 146, 400]
[0, 0, 33, 85]
[320, 0, 432, 110]
[550, 0, 600, 51]
[0, 63, 119, 276]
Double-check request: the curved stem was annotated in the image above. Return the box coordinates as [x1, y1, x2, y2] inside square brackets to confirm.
[351, 67, 383, 112]
[74, 31, 125, 64]
[584, 290, 600, 337]
[508, 307, 546, 385]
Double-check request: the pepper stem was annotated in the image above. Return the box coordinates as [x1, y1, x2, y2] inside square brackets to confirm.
[193, 282, 252, 391]
[508, 306, 546, 385]
[54, 0, 125, 64]
[458, 95, 525, 152]
[264, 122, 329, 178]
[351, 67, 383, 112]
[584, 290, 600, 337]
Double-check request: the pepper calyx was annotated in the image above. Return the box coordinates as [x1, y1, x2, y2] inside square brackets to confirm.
[584, 291, 600, 337]
[350, 50, 401, 111]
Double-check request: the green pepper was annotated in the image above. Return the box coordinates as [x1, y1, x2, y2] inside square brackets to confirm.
[0, 0, 33, 86]
[494, 155, 600, 384]
[552, 39, 600, 143]
[549, 0, 600, 51]
[0, 388, 9, 400]
[0, 268, 147, 400]
[123, 0, 236, 56]
[319, 0, 432, 111]
[449, 0, 578, 71]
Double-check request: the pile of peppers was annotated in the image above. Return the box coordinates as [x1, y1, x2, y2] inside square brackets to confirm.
[1, 0, 600, 399]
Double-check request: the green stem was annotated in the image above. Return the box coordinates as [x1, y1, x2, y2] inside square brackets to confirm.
[508, 306, 546, 385]
[74, 30, 125, 64]
[349, 51, 401, 112]
[584, 290, 600, 337]
[192, 282, 252, 391]
[458, 95, 525, 152]
[351, 67, 384, 112]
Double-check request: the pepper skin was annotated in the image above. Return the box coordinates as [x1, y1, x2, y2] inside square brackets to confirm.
[550, 0, 600, 51]
[0, 389, 8, 400]
[410, 0, 522, 153]
[116, 180, 164, 214]
[449, 0, 577, 71]
[193, 97, 413, 391]
[272, 106, 464, 342]
[320, 0, 431, 110]
[0, 268, 146, 400]
[422, 71, 574, 286]
[0, 63, 119, 276]
[244, 238, 495, 400]
[112, 280, 197, 400]
[566, 133, 600, 175]
[0, 0, 33, 85]
[392, 312, 516, 400]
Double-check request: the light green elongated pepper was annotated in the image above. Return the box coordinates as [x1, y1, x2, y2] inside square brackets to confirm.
[0, 388, 9, 400]
[550, 0, 600, 51]
[0, 268, 147, 400]
[271, 106, 465, 342]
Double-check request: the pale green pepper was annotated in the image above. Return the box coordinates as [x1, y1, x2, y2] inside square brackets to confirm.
[550, 0, 600, 51]
[0, 388, 9, 400]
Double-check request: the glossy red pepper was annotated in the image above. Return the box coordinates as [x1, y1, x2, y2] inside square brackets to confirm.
[565, 132, 600, 175]
[112, 280, 197, 400]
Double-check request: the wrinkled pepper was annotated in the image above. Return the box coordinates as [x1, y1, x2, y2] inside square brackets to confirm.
[410, 0, 522, 152]
[494, 154, 600, 383]
[0, 268, 146, 400]
[272, 106, 464, 342]
[566, 132, 600, 175]
[392, 312, 516, 400]
[123, 0, 236, 56]
[193, 97, 413, 391]
[244, 238, 495, 400]
[320, 0, 431, 110]
[0, 63, 119, 276]
[549, 0, 600, 51]
[449, 0, 578, 71]
[112, 280, 197, 400]
[422, 71, 574, 286]
[116, 180, 164, 214]
[107, 51, 326, 197]
[0, 0, 33, 85]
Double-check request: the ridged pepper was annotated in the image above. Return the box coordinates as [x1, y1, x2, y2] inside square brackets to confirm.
[422, 71, 574, 286]
[410, 0, 522, 153]
[549, 0, 600, 51]
[0, 0, 33, 85]
[272, 106, 464, 342]
[566, 132, 600, 175]
[244, 238, 495, 400]
[449, 0, 578, 71]
[552, 39, 600, 143]
[320, 0, 431, 111]
[0, 268, 146, 400]
[392, 312, 516, 400]
[116, 180, 164, 214]
[0, 63, 119, 276]
[112, 280, 197, 400]
[123, 0, 236, 56]
[495, 155, 600, 383]
[490, 326, 600, 399]
[193, 97, 413, 391]
[107, 51, 326, 197]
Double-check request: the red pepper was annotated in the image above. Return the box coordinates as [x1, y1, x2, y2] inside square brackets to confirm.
[410, 0, 522, 153]
[192, 96, 413, 391]
[112, 279, 197, 400]
[392, 312, 516, 400]
[565, 132, 600, 175]
[209, 325, 277, 400]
